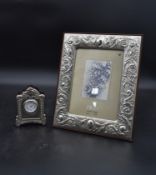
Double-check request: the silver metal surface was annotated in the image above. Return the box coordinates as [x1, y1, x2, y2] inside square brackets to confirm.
[16, 86, 46, 126]
[53, 33, 142, 140]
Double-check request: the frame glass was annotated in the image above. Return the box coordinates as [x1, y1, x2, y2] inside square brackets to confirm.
[53, 33, 142, 140]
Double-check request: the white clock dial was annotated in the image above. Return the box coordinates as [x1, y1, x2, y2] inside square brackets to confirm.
[24, 99, 38, 113]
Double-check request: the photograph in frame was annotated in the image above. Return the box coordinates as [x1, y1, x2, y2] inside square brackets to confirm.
[53, 33, 142, 141]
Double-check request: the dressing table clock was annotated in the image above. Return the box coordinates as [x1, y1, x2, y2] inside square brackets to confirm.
[16, 86, 46, 126]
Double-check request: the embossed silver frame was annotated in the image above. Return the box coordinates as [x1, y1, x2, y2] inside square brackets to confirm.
[53, 33, 142, 140]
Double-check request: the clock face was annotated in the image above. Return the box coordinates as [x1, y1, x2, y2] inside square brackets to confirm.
[24, 99, 38, 113]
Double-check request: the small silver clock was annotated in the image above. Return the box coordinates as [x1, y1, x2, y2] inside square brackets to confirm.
[16, 86, 46, 126]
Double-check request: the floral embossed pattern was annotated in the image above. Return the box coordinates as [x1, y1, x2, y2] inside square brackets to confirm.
[53, 33, 142, 141]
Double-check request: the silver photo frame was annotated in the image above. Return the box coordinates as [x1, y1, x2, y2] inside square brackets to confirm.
[53, 33, 142, 141]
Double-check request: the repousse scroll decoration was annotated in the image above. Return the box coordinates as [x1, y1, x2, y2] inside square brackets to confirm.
[54, 34, 141, 140]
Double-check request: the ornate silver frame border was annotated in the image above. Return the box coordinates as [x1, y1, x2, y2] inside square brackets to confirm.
[53, 33, 142, 141]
